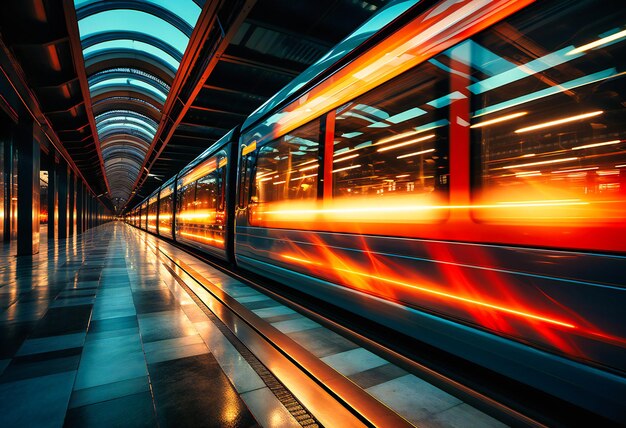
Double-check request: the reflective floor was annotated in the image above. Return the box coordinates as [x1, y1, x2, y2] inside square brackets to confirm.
[0, 223, 507, 427]
[0, 223, 296, 427]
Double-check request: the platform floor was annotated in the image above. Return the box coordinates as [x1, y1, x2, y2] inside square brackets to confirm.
[0, 223, 300, 427]
[0, 223, 507, 427]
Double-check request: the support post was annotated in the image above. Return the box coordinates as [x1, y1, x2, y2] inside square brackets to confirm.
[58, 159, 68, 239]
[16, 117, 40, 255]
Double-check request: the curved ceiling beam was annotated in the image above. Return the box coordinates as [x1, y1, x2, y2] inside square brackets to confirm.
[88, 68, 170, 94]
[82, 31, 184, 61]
[100, 134, 152, 151]
[76, 1, 195, 36]
[92, 92, 163, 112]
[92, 97, 162, 121]
[89, 82, 166, 105]
[85, 54, 176, 81]
[78, 9, 190, 56]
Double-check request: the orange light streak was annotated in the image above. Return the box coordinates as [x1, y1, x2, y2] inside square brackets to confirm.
[290, 173, 318, 181]
[551, 167, 598, 174]
[333, 164, 361, 173]
[280, 254, 576, 329]
[571, 140, 621, 150]
[397, 148, 435, 159]
[180, 231, 224, 244]
[514, 111, 603, 133]
[333, 154, 359, 163]
[260, 200, 589, 216]
[299, 164, 319, 172]
[503, 157, 578, 169]
[273, 180, 286, 185]
[470, 111, 528, 128]
[376, 129, 422, 145]
[297, 159, 318, 167]
[377, 134, 435, 152]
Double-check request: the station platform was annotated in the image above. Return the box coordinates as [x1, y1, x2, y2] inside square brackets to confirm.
[0, 222, 510, 428]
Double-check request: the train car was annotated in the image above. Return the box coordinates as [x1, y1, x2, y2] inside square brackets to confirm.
[174, 128, 239, 261]
[234, 0, 626, 421]
[146, 191, 159, 233]
[140, 201, 148, 231]
[157, 176, 175, 239]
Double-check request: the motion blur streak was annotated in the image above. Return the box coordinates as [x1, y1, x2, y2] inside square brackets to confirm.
[280, 254, 577, 329]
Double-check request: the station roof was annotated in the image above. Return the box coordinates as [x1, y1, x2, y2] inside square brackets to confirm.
[1, 0, 388, 212]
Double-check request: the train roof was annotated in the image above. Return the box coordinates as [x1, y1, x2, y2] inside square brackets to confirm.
[177, 127, 238, 179]
[241, 0, 419, 133]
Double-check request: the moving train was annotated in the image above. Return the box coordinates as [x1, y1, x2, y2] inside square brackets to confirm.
[127, 0, 626, 421]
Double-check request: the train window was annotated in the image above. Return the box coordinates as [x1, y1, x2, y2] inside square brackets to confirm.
[158, 184, 174, 236]
[330, 59, 450, 222]
[468, 0, 626, 223]
[251, 119, 320, 219]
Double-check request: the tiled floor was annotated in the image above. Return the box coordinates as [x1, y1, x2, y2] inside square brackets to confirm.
[0, 223, 300, 428]
[0, 223, 508, 427]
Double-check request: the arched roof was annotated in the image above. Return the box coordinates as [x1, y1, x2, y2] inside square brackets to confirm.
[74, 0, 201, 204]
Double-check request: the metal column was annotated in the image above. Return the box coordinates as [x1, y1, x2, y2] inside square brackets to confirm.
[68, 170, 75, 237]
[58, 159, 68, 239]
[16, 117, 40, 256]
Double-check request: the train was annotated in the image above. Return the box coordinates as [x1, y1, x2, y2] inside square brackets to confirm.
[126, 0, 626, 421]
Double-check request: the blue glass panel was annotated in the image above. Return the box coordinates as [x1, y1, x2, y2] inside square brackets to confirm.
[74, 0, 201, 28]
[78, 10, 188, 55]
[96, 117, 158, 134]
[84, 39, 180, 70]
[89, 77, 168, 102]
[98, 123, 154, 140]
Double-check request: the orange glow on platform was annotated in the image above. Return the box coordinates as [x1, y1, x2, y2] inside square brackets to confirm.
[280, 253, 576, 329]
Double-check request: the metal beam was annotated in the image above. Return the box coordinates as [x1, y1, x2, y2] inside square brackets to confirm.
[62, 0, 112, 199]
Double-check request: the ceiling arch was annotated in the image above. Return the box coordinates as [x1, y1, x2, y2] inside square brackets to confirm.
[74, 0, 201, 207]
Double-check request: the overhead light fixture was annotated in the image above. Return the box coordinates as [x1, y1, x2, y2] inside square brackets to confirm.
[514, 111, 603, 133]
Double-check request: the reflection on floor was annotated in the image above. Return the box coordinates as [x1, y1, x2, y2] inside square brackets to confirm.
[0, 223, 299, 428]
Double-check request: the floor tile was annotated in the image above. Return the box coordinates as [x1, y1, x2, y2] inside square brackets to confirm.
[149, 354, 257, 428]
[322, 347, 389, 377]
[347, 363, 408, 389]
[241, 387, 301, 428]
[64, 391, 156, 428]
[0, 348, 82, 383]
[0, 370, 75, 428]
[30, 305, 92, 338]
[17, 332, 86, 356]
[68, 376, 150, 409]
[287, 327, 359, 358]
[424, 403, 507, 428]
[366, 374, 462, 424]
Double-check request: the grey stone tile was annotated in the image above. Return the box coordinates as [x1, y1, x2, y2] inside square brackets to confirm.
[366, 374, 462, 424]
[241, 387, 301, 428]
[322, 347, 388, 377]
[0, 371, 75, 428]
[68, 376, 150, 409]
[17, 332, 86, 356]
